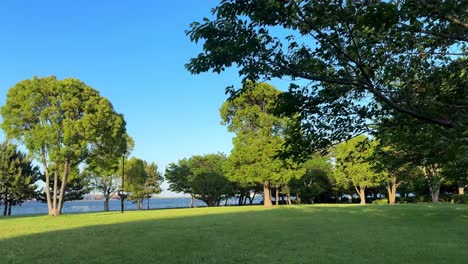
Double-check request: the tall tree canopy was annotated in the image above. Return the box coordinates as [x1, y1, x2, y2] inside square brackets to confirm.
[1, 76, 128, 216]
[221, 82, 303, 207]
[187, 0, 467, 153]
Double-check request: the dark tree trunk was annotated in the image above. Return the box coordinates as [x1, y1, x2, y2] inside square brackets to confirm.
[224, 197, 229, 206]
[296, 194, 302, 204]
[104, 198, 110, 212]
[263, 181, 273, 207]
[3, 188, 8, 216]
[249, 192, 256, 205]
[7, 200, 12, 216]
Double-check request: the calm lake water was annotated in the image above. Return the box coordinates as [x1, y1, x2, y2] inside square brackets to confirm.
[4, 197, 263, 216]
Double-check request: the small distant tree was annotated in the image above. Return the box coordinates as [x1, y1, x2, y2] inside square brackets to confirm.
[189, 154, 231, 207]
[332, 135, 382, 204]
[166, 154, 231, 207]
[0, 141, 40, 216]
[125, 157, 148, 210]
[165, 159, 195, 207]
[143, 161, 163, 209]
[289, 154, 333, 204]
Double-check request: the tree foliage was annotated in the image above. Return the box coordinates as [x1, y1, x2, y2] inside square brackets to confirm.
[186, 0, 467, 154]
[0, 141, 40, 216]
[166, 153, 231, 207]
[332, 135, 382, 204]
[1, 76, 128, 216]
[221, 82, 303, 207]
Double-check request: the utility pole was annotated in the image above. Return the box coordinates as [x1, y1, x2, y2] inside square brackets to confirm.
[121, 153, 125, 213]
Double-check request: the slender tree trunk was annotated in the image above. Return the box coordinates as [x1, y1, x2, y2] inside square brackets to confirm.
[104, 198, 110, 212]
[224, 197, 229, 206]
[297, 194, 301, 204]
[52, 169, 58, 216]
[148, 198, 150, 210]
[459, 187, 465, 195]
[190, 194, 194, 208]
[7, 200, 12, 216]
[57, 161, 70, 215]
[41, 151, 52, 215]
[3, 188, 8, 216]
[275, 188, 279, 206]
[250, 192, 256, 205]
[355, 186, 366, 204]
[287, 193, 292, 205]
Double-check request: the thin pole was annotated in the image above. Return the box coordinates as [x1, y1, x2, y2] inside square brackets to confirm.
[121, 154, 125, 213]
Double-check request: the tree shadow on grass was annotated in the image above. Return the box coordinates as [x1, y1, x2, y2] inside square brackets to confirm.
[0, 205, 467, 264]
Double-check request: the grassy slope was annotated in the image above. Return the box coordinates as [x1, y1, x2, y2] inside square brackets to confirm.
[0, 204, 467, 264]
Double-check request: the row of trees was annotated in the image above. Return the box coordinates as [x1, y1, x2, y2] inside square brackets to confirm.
[0, 76, 163, 216]
[181, 0, 466, 206]
[165, 83, 466, 207]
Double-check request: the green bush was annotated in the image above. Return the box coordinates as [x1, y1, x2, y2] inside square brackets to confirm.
[453, 194, 468, 204]
[372, 199, 388, 205]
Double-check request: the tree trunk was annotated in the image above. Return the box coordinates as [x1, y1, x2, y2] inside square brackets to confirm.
[7, 200, 12, 216]
[356, 186, 366, 204]
[263, 181, 273, 207]
[430, 185, 440, 203]
[190, 194, 195, 208]
[148, 198, 150, 210]
[275, 188, 279, 206]
[3, 188, 8, 216]
[386, 175, 398, 205]
[57, 161, 70, 215]
[41, 152, 52, 215]
[250, 192, 256, 205]
[104, 198, 110, 212]
[287, 193, 292, 205]
[224, 197, 229, 206]
[52, 169, 58, 216]
[296, 194, 301, 204]
[459, 187, 465, 195]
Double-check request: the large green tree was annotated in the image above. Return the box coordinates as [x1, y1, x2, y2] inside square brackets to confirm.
[1, 76, 128, 216]
[221, 82, 302, 207]
[332, 135, 383, 204]
[186, 0, 467, 154]
[0, 141, 40, 216]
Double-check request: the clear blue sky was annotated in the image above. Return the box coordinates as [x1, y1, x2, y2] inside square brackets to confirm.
[0, 0, 291, 195]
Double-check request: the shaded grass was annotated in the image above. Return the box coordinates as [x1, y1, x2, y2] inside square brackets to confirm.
[1, 204, 467, 263]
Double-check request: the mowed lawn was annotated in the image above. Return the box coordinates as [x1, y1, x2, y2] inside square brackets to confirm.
[0, 204, 467, 264]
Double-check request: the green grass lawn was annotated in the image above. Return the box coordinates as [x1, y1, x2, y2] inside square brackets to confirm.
[1, 204, 467, 264]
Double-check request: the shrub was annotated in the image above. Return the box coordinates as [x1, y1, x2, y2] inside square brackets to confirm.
[372, 199, 388, 205]
[453, 194, 468, 204]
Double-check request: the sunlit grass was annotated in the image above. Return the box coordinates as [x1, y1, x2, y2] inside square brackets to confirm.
[1, 204, 467, 264]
